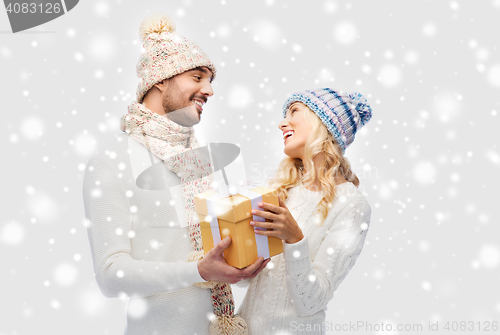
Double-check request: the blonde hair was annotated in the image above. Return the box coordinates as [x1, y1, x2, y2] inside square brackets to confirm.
[269, 103, 359, 221]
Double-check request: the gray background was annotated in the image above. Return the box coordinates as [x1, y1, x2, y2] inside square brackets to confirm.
[1, 0, 499, 334]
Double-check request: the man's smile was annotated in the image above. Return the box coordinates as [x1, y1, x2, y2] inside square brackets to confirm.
[192, 99, 205, 112]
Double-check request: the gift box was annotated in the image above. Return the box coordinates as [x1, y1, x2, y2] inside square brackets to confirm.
[194, 186, 284, 268]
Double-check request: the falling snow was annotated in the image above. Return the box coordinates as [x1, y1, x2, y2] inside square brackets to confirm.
[0, 221, 25, 245]
[128, 298, 148, 319]
[333, 21, 358, 45]
[53, 262, 78, 287]
[478, 245, 500, 268]
[378, 64, 402, 88]
[79, 286, 108, 316]
[20, 116, 44, 140]
[487, 64, 500, 87]
[1, 0, 498, 334]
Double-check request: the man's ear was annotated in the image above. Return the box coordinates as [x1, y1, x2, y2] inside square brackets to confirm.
[153, 79, 167, 93]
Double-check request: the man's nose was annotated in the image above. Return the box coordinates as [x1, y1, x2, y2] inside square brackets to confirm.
[200, 81, 214, 97]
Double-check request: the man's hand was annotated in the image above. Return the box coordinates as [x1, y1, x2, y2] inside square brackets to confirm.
[197, 236, 270, 284]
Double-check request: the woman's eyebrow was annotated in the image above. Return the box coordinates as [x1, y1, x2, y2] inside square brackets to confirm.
[288, 103, 299, 112]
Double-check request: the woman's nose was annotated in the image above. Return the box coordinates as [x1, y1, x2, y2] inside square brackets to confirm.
[278, 118, 288, 130]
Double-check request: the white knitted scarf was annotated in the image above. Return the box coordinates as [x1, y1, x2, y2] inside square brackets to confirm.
[121, 102, 247, 335]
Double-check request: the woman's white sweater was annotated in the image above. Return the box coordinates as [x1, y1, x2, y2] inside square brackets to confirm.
[238, 182, 371, 335]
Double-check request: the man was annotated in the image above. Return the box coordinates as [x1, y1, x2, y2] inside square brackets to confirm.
[83, 13, 267, 335]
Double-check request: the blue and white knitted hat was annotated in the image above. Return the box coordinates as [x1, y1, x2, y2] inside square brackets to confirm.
[282, 88, 373, 153]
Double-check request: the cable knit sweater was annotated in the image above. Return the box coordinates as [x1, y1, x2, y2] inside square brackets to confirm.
[83, 134, 212, 335]
[238, 182, 371, 335]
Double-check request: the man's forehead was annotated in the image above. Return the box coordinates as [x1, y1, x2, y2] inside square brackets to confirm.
[189, 66, 212, 75]
[186, 66, 213, 81]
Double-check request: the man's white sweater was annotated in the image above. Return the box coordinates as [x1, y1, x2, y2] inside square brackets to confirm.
[238, 182, 371, 335]
[83, 134, 212, 335]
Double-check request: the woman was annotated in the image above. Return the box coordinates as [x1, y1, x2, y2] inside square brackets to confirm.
[238, 88, 373, 334]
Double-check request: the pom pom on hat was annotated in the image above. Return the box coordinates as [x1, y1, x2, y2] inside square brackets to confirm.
[348, 92, 372, 126]
[139, 13, 176, 43]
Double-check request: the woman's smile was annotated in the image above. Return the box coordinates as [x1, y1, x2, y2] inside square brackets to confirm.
[278, 102, 312, 160]
[283, 130, 294, 143]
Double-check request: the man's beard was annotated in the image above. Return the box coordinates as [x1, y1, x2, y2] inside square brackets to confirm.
[161, 83, 200, 127]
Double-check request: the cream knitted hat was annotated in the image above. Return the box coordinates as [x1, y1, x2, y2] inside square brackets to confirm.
[136, 13, 217, 103]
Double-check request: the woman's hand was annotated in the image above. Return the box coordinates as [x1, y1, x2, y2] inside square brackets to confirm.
[250, 196, 304, 244]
